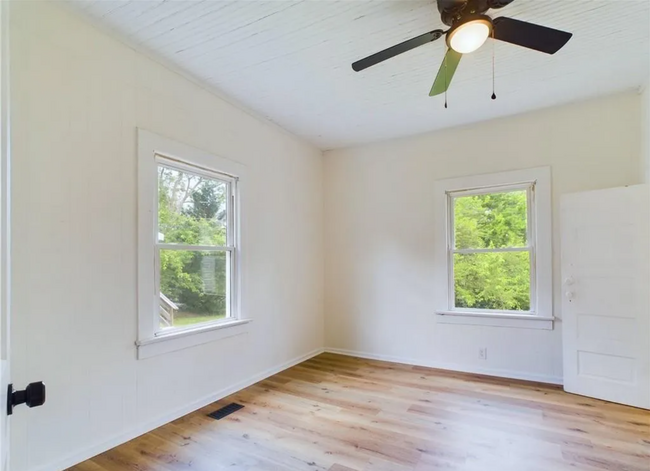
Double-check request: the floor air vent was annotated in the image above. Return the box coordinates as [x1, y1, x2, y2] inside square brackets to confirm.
[208, 402, 244, 420]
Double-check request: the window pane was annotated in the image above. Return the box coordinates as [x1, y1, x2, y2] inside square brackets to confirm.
[454, 251, 530, 311]
[159, 250, 229, 330]
[158, 165, 228, 246]
[454, 190, 528, 249]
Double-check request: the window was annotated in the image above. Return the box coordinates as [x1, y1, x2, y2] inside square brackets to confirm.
[434, 167, 553, 329]
[156, 161, 236, 331]
[137, 130, 248, 358]
[450, 185, 533, 313]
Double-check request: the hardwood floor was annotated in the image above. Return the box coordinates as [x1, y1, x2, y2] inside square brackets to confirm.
[69, 353, 650, 471]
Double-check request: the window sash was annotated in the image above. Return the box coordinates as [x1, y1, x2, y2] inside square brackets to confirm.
[156, 155, 236, 246]
[154, 248, 234, 335]
[447, 182, 537, 314]
[155, 153, 238, 184]
[452, 247, 530, 255]
[157, 243, 235, 252]
[154, 156, 239, 335]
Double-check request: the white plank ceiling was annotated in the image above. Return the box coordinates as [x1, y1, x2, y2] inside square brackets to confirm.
[66, 0, 650, 149]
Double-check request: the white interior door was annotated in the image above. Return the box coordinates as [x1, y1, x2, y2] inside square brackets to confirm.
[561, 184, 650, 409]
[0, 1, 9, 468]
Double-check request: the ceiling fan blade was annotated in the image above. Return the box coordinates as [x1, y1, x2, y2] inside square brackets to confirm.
[352, 30, 445, 72]
[493, 17, 572, 54]
[429, 48, 462, 96]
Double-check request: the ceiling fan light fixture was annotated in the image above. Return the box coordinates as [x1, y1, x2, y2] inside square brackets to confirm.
[447, 16, 493, 54]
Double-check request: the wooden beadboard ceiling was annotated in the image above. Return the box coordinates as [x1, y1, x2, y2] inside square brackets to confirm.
[66, 0, 650, 149]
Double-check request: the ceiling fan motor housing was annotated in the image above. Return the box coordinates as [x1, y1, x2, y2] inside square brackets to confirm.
[487, 0, 516, 9]
[438, 0, 513, 26]
[439, 0, 490, 26]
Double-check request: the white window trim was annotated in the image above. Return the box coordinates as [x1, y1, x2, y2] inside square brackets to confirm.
[434, 167, 554, 330]
[136, 129, 250, 359]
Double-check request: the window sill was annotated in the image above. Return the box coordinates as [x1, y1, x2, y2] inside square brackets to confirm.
[136, 319, 251, 359]
[435, 310, 554, 330]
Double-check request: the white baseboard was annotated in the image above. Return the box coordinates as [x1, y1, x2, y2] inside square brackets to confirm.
[324, 347, 564, 385]
[39, 347, 325, 471]
[37, 345, 561, 471]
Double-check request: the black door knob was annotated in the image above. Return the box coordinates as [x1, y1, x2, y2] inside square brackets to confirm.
[7, 381, 46, 415]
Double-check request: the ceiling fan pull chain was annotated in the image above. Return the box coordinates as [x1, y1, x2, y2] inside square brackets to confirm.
[491, 29, 497, 100]
[444, 53, 448, 109]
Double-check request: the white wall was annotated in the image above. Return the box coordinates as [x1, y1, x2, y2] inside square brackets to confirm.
[8, 1, 648, 469]
[642, 84, 650, 183]
[9, 2, 324, 470]
[324, 92, 643, 384]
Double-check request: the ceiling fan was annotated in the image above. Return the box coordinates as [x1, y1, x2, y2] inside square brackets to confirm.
[351, 0, 573, 97]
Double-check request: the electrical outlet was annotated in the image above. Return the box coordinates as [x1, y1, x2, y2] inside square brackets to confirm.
[479, 347, 487, 360]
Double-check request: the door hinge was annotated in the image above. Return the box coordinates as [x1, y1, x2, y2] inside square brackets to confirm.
[7, 381, 46, 416]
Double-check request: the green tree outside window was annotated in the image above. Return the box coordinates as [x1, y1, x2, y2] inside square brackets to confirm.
[452, 190, 531, 311]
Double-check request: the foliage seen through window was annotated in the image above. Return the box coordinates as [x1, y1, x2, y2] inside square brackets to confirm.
[452, 190, 531, 312]
[157, 166, 231, 329]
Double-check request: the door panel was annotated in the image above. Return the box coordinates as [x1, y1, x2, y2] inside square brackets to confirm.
[0, 1, 9, 468]
[577, 314, 636, 356]
[570, 276, 638, 315]
[561, 184, 650, 409]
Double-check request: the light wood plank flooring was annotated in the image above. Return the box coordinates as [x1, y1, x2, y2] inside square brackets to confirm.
[69, 353, 650, 471]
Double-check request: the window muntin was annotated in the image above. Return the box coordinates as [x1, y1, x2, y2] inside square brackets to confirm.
[448, 184, 535, 314]
[155, 157, 237, 333]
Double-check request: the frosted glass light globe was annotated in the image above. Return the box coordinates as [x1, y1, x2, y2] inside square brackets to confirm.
[448, 19, 492, 54]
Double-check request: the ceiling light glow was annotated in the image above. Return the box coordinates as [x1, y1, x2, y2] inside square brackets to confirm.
[447, 17, 493, 54]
